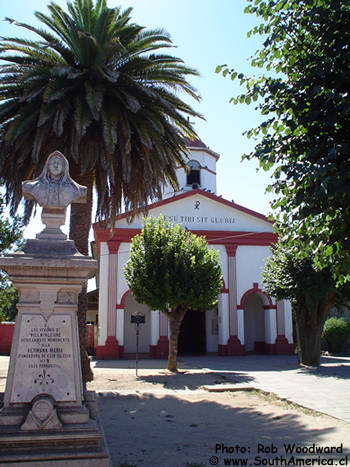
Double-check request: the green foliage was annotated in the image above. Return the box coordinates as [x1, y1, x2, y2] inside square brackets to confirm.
[0, 0, 202, 225]
[0, 283, 18, 322]
[0, 192, 23, 321]
[322, 317, 350, 354]
[124, 215, 223, 314]
[217, 0, 350, 284]
[263, 236, 350, 365]
[262, 238, 346, 309]
[0, 195, 23, 254]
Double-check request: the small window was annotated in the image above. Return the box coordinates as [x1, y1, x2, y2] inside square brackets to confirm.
[186, 160, 201, 186]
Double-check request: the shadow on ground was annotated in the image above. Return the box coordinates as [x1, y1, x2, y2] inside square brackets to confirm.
[98, 392, 346, 467]
[137, 370, 253, 390]
[92, 359, 198, 371]
[299, 364, 350, 380]
[180, 355, 301, 373]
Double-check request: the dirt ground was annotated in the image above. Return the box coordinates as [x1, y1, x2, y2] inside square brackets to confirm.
[88, 362, 350, 467]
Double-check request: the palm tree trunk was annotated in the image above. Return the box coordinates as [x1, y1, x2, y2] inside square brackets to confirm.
[68, 162, 94, 383]
[167, 308, 187, 372]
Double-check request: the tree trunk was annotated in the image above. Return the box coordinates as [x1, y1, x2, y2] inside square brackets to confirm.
[68, 163, 94, 384]
[295, 296, 334, 367]
[167, 309, 187, 372]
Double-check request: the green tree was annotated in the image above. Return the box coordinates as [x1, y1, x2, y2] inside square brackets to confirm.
[0, 0, 201, 380]
[0, 192, 23, 322]
[263, 237, 350, 365]
[124, 215, 223, 372]
[217, 0, 350, 365]
[322, 317, 350, 354]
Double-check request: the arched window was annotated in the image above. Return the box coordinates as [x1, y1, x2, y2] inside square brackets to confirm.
[186, 160, 201, 187]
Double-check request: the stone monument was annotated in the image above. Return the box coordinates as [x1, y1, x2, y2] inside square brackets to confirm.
[0, 151, 110, 466]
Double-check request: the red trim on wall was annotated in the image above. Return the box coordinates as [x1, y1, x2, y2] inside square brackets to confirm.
[93, 226, 141, 247]
[201, 166, 216, 175]
[218, 341, 246, 356]
[275, 335, 294, 354]
[154, 336, 169, 358]
[264, 343, 276, 354]
[221, 287, 229, 294]
[225, 244, 238, 257]
[238, 284, 274, 309]
[96, 337, 120, 359]
[0, 323, 14, 355]
[94, 225, 277, 249]
[107, 240, 121, 254]
[118, 290, 131, 308]
[227, 336, 245, 355]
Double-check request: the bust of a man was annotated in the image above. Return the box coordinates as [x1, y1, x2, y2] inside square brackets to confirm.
[22, 151, 86, 208]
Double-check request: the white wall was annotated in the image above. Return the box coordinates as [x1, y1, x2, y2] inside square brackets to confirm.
[115, 194, 273, 233]
[117, 242, 130, 304]
[163, 148, 218, 196]
[236, 245, 271, 304]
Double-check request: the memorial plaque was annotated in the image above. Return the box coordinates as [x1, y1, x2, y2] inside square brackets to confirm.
[10, 313, 76, 403]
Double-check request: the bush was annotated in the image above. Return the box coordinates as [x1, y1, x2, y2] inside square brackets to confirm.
[322, 317, 350, 354]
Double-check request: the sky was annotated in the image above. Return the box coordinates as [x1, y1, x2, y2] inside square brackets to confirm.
[0, 0, 274, 239]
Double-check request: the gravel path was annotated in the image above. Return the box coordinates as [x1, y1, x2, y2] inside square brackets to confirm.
[88, 360, 350, 467]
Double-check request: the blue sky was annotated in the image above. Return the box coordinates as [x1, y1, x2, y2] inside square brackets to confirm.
[1, 0, 274, 237]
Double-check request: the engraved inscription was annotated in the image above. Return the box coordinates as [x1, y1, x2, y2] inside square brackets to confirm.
[11, 314, 76, 403]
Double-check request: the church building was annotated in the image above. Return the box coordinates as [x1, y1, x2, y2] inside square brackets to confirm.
[92, 138, 294, 359]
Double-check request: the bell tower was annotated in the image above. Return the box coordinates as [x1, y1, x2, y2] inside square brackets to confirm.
[163, 137, 220, 198]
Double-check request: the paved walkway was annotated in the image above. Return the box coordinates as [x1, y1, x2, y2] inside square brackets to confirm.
[1, 354, 349, 423]
[179, 354, 350, 423]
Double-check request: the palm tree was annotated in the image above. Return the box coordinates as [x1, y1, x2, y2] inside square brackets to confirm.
[0, 0, 201, 381]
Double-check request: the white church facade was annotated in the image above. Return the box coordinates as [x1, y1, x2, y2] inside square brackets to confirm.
[92, 138, 294, 359]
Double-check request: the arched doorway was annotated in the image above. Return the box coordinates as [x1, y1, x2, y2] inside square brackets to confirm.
[123, 293, 151, 354]
[178, 310, 206, 354]
[244, 292, 265, 353]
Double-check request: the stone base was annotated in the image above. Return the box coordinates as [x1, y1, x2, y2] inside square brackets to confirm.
[22, 238, 78, 256]
[0, 419, 110, 466]
[219, 336, 245, 356]
[0, 392, 110, 466]
[275, 335, 294, 354]
[96, 337, 121, 359]
[153, 336, 169, 358]
[264, 343, 275, 354]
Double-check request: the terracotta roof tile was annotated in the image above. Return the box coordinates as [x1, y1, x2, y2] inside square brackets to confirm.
[184, 137, 208, 149]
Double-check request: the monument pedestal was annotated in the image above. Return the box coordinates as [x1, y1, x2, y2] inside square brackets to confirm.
[0, 251, 110, 466]
[0, 152, 110, 466]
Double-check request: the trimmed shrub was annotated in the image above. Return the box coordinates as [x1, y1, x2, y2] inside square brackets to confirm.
[322, 317, 350, 354]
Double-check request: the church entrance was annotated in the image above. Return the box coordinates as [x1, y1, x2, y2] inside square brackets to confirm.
[178, 310, 206, 354]
[123, 293, 151, 354]
[244, 292, 266, 353]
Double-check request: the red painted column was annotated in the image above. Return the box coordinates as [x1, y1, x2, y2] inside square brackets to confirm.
[225, 244, 244, 355]
[275, 300, 294, 354]
[103, 240, 121, 359]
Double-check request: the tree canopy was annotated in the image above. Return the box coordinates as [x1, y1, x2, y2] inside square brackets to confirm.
[124, 215, 223, 370]
[262, 235, 350, 365]
[125, 216, 222, 313]
[216, 0, 350, 284]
